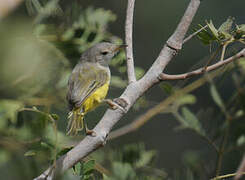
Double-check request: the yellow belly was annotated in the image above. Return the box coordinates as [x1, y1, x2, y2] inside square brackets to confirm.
[82, 82, 109, 113]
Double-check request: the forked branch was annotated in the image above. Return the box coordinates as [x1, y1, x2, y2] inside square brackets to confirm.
[34, 0, 201, 179]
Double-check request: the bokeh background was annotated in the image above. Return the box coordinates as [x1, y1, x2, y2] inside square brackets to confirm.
[1, 0, 245, 179]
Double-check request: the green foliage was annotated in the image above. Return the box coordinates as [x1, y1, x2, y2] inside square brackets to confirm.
[105, 162, 136, 180]
[174, 107, 206, 136]
[0, 100, 24, 125]
[197, 17, 245, 46]
[159, 82, 174, 95]
[73, 160, 95, 180]
[210, 84, 225, 112]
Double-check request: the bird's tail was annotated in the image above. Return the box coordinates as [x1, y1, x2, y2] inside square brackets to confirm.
[67, 108, 84, 135]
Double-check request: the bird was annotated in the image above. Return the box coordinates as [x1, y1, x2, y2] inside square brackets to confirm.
[66, 42, 125, 136]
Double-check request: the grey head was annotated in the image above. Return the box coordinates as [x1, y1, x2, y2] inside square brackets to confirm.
[80, 42, 125, 66]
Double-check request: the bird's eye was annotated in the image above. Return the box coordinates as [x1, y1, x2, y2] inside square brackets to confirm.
[101, 51, 109, 55]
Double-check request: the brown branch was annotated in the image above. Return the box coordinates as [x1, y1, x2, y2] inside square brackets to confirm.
[235, 154, 245, 180]
[0, 0, 23, 18]
[125, 0, 137, 83]
[34, 0, 201, 179]
[160, 48, 245, 80]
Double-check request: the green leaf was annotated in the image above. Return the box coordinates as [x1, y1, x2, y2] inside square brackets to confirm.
[175, 107, 205, 136]
[135, 150, 156, 168]
[50, 113, 59, 121]
[57, 147, 73, 159]
[135, 67, 145, 79]
[238, 24, 245, 33]
[235, 110, 244, 118]
[40, 141, 54, 150]
[159, 82, 174, 95]
[207, 20, 219, 40]
[83, 159, 95, 175]
[237, 135, 245, 146]
[210, 85, 225, 111]
[73, 162, 82, 175]
[182, 108, 204, 135]
[111, 162, 136, 180]
[0, 100, 24, 124]
[218, 17, 234, 39]
[196, 24, 215, 45]
[218, 17, 234, 34]
[24, 150, 37, 157]
[176, 94, 196, 106]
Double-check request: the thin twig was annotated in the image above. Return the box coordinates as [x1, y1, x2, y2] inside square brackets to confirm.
[125, 0, 136, 83]
[160, 48, 245, 80]
[215, 125, 229, 176]
[211, 172, 245, 180]
[220, 43, 228, 61]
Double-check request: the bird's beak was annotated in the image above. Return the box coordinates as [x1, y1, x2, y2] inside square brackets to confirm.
[113, 44, 128, 52]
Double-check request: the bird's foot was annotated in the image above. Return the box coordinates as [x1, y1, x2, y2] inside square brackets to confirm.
[104, 98, 128, 113]
[85, 127, 96, 137]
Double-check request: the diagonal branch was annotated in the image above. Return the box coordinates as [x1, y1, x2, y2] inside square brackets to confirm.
[160, 48, 245, 80]
[167, 0, 201, 50]
[34, 0, 201, 179]
[125, 0, 137, 83]
[235, 154, 245, 180]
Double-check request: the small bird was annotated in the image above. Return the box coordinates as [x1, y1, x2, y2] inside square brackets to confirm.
[66, 42, 125, 135]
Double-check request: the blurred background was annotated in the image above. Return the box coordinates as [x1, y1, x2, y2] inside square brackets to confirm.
[1, 0, 245, 179]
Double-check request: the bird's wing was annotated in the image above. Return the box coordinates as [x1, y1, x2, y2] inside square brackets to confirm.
[67, 63, 109, 110]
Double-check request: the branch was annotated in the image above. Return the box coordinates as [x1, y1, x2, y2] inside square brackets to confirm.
[211, 171, 245, 180]
[109, 68, 221, 140]
[160, 48, 245, 80]
[167, 0, 200, 50]
[235, 154, 245, 180]
[0, 0, 23, 18]
[125, 0, 137, 83]
[34, 0, 201, 179]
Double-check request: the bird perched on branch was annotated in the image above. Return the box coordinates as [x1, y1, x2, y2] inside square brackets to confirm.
[66, 42, 126, 136]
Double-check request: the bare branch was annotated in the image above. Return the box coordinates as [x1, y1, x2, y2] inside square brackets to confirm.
[160, 48, 245, 80]
[34, 0, 201, 179]
[125, 0, 137, 83]
[235, 154, 245, 180]
[0, 0, 23, 18]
